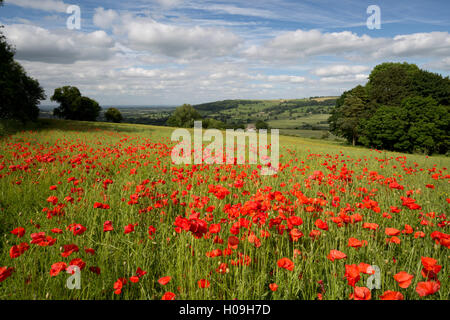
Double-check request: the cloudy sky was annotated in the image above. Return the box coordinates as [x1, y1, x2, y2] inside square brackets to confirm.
[1, 0, 449, 106]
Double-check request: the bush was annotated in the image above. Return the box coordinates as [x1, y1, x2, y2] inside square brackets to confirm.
[105, 108, 123, 123]
[255, 120, 269, 130]
[166, 104, 202, 128]
[51, 86, 101, 121]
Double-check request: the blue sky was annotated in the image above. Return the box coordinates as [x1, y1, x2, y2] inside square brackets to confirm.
[1, 0, 449, 105]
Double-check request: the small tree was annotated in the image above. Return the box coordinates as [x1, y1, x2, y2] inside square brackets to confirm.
[51, 86, 101, 121]
[105, 108, 123, 123]
[255, 120, 269, 130]
[166, 104, 201, 128]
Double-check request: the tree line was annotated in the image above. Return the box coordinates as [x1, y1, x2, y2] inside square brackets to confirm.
[329, 62, 449, 154]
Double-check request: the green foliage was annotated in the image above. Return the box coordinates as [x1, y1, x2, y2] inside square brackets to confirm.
[51, 86, 101, 121]
[0, 30, 45, 122]
[255, 120, 269, 130]
[359, 97, 449, 155]
[104, 107, 123, 123]
[329, 85, 370, 146]
[194, 99, 256, 112]
[202, 118, 226, 129]
[166, 104, 201, 128]
[367, 62, 420, 106]
[329, 62, 450, 154]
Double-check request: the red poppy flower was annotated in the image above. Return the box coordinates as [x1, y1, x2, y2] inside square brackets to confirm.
[358, 263, 374, 274]
[277, 258, 294, 271]
[344, 264, 360, 287]
[67, 223, 86, 236]
[420, 257, 442, 280]
[289, 228, 303, 242]
[206, 249, 222, 258]
[362, 222, 379, 231]
[347, 237, 367, 248]
[309, 229, 321, 240]
[30, 232, 57, 247]
[69, 258, 86, 271]
[50, 262, 67, 277]
[287, 216, 303, 229]
[415, 281, 440, 297]
[114, 278, 127, 295]
[148, 225, 156, 238]
[103, 221, 113, 232]
[402, 224, 413, 234]
[162, 292, 176, 300]
[380, 290, 404, 300]
[198, 279, 210, 288]
[227, 236, 239, 249]
[136, 267, 147, 278]
[124, 223, 137, 234]
[385, 228, 401, 236]
[414, 231, 425, 238]
[269, 283, 278, 292]
[0, 267, 14, 282]
[10, 242, 30, 258]
[46, 196, 58, 205]
[158, 276, 172, 285]
[327, 249, 347, 262]
[393, 271, 414, 288]
[315, 219, 329, 231]
[10, 227, 25, 238]
[61, 244, 79, 257]
[84, 247, 95, 255]
[350, 286, 371, 300]
[216, 263, 228, 274]
[209, 223, 221, 234]
[385, 236, 401, 244]
[421, 257, 440, 272]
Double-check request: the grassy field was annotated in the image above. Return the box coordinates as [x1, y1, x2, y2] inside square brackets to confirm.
[194, 98, 336, 138]
[0, 119, 448, 300]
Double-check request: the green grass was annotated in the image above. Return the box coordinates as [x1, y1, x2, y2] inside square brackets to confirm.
[0, 119, 448, 300]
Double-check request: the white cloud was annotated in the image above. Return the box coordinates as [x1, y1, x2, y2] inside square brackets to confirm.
[121, 17, 242, 59]
[318, 74, 369, 84]
[311, 65, 370, 77]
[266, 75, 306, 83]
[245, 29, 450, 62]
[93, 7, 119, 29]
[374, 32, 450, 59]
[4, 24, 115, 64]
[245, 29, 382, 61]
[6, 0, 69, 13]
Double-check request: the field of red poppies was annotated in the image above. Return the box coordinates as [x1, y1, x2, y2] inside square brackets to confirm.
[0, 119, 448, 300]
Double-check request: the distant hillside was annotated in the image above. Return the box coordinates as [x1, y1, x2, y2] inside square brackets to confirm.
[191, 96, 339, 140]
[193, 97, 337, 114]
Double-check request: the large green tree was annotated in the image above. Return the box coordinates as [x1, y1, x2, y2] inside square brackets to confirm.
[329, 62, 450, 154]
[359, 97, 449, 154]
[51, 86, 101, 121]
[166, 104, 202, 128]
[0, 28, 45, 122]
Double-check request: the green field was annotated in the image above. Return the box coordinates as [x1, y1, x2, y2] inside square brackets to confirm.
[0, 119, 448, 300]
